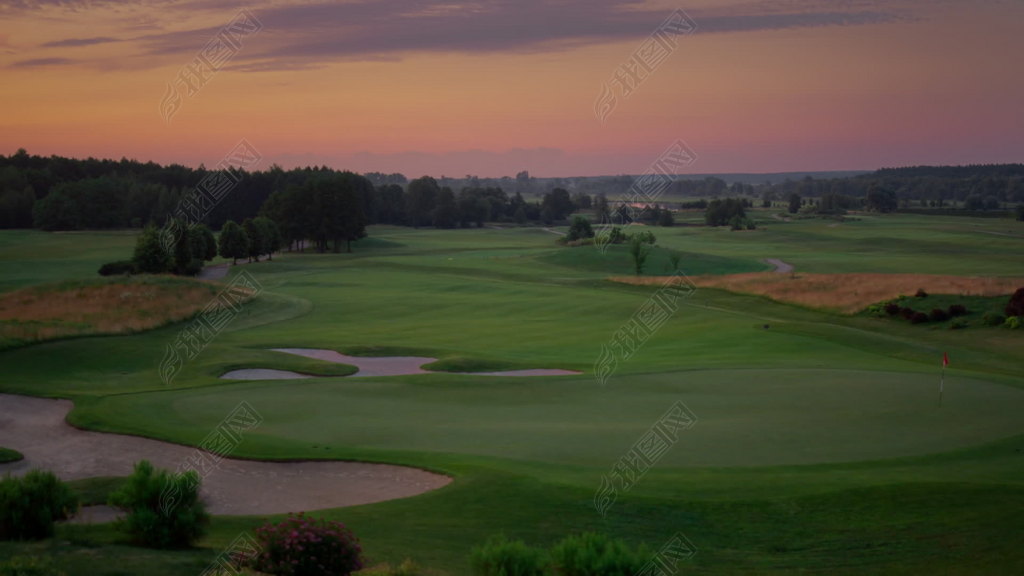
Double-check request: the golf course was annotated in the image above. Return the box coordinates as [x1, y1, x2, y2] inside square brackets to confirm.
[1, 211, 1023, 575]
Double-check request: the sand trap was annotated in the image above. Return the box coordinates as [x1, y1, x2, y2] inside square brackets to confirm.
[272, 348, 435, 377]
[0, 394, 450, 517]
[216, 348, 582, 380]
[221, 368, 313, 380]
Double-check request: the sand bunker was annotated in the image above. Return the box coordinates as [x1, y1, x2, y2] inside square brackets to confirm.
[0, 394, 450, 517]
[217, 348, 581, 380]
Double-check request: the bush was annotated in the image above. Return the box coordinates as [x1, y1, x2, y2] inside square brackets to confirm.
[566, 216, 594, 242]
[0, 556, 64, 576]
[1006, 316, 1022, 330]
[470, 535, 547, 576]
[883, 302, 901, 316]
[914, 288, 928, 298]
[108, 460, 208, 549]
[98, 260, 136, 276]
[251, 512, 364, 576]
[948, 304, 968, 317]
[550, 532, 649, 576]
[1006, 288, 1024, 317]
[929, 308, 950, 322]
[0, 470, 78, 540]
[950, 319, 968, 330]
[983, 313, 1006, 327]
[900, 307, 916, 320]
[910, 312, 929, 324]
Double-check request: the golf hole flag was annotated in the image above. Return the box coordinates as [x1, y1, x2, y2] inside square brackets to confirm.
[943, 352, 949, 368]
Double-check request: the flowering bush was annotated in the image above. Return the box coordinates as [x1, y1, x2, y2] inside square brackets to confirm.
[252, 513, 364, 576]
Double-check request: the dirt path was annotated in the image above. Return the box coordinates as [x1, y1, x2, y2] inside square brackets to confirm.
[764, 258, 794, 274]
[0, 394, 450, 516]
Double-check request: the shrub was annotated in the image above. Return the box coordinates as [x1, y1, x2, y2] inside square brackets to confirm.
[983, 313, 1006, 327]
[914, 288, 928, 298]
[470, 535, 547, 576]
[884, 302, 901, 316]
[251, 512, 364, 576]
[1006, 288, 1024, 317]
[950, 319, 968, 330]
[929, 308, 950, 322]
[0, 470, 78, 540]
[910, 312, 929, 324]
[550, 532, 649, 576]
[900, 307, 916, 320]
[98, 260, 136, 276]
[948, 304, 968, 317]
[566, 216, 594, 242]
[0, 556, 65, 576]
[108, 460, 208, 549]
[1006, 316, 1022, 330]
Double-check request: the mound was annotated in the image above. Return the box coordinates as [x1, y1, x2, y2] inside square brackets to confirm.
[0, 276, 254, 349]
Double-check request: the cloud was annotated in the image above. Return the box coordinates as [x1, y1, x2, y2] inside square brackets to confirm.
[131, 0, 911, 70]
[9, 56, 74, 68]
[40, 36, 118, 47]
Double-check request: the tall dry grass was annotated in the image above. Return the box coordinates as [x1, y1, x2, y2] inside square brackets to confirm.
[0, 277, 254, 348]
[610, 273, 1024, 314]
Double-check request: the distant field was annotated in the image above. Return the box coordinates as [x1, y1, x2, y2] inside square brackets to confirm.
[0, 216, 1022, 575]
[614, 272, 1024, 314]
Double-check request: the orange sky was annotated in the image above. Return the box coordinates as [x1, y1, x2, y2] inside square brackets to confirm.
[1, 0, 1022, 177]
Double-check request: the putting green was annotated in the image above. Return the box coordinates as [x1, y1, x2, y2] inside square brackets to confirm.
[80, 368, 1024, 469]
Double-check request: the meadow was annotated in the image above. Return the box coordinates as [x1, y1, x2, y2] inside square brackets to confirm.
[0, 211, 1022, 575]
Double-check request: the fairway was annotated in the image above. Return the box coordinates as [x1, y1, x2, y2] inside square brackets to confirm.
[2, 221, 1023, 575]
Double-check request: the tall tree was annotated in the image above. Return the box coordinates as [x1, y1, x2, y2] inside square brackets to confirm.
[242, 218, 264, 262]
[405, 176, 439, 228]
[218, 220, 249, 265]
[433, 187, 459, 229]
[132, 226, 172, 274]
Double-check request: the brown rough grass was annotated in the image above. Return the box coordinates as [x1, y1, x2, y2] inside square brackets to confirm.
[609, 273, 1024, 314]
[0, 277, 253, 348]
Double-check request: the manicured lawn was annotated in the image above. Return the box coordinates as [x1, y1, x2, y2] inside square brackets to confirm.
[0, 220, 1022, 575]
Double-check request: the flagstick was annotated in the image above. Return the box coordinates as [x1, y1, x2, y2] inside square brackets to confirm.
[939, 366, 944, 407]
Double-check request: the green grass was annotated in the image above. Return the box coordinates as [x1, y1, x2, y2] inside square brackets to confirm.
[0, 446, 23, 463]
[0, 219, 1022, 575]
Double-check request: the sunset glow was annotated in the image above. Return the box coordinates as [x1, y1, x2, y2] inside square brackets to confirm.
[2, 0, 1022, 176]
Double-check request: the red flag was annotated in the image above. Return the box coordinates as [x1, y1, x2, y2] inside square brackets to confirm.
[943, 352, 949, 368]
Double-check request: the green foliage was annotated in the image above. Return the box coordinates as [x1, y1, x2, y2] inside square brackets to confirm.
[433, 187, 459, 229]
[97, 260, 136, 276]
[865, 185, 898, 213]
[1005, 316, 1022, 330]
[542, 188, 574, 221]
[171, 218, 192, 274]
[566, 216, 594, 242]
[470, 536, 547, 576]
[131, 227, 171, 274]
[705, 198, 748, 226]
[0, 470, 78, 540]
[656, 208, 674, 226]
[251, 512, 364, 576]
[0, 556, 65, 576]
[628, 235, 651, 276]
[982, 313, 1005, 326]
[256, 217, 282, 259]
[242, 218, 263, 262]
[218, 220, 249, 265]
[549, 532, 649, 576]
[107, 460, 208, 549]
[787, 193, 802, 214]
[0, 448, 23, 463]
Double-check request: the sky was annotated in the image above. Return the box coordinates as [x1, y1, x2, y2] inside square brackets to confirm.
[1, 0, 1022, 177]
